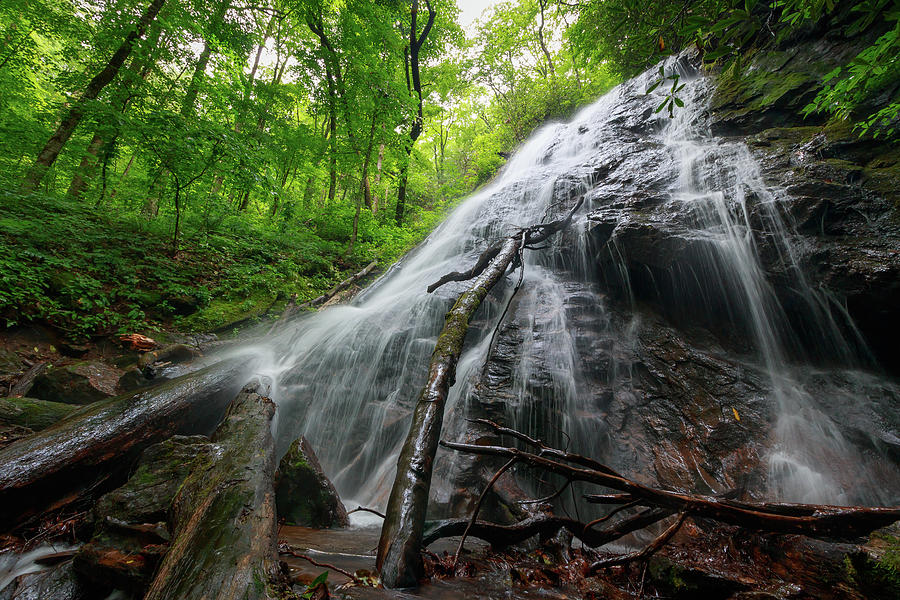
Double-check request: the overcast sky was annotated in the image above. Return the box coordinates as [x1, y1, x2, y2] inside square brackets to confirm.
[457, 0, 502, 31]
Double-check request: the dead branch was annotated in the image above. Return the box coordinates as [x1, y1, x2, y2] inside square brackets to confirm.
[279, 544, 362, 584]
[348, 506, 386, 519]
[423, 506, 671, 549]
[588, 512, 687, 572]
[440, 439, 900, 540]
[269, 260, 378, 332]
[453, 457, 516, 566]
[426, 197, 584, 294]
[377, 197, 585, 588]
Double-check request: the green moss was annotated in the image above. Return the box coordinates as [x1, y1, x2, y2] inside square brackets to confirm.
[0, 396, 77, 430]
[176, 292, 278, 333]
[844, 534, 900, 599]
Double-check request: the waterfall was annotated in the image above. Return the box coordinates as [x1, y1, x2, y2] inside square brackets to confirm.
[256, 54, 899, 513]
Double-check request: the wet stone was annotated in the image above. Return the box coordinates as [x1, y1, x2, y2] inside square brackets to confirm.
[276, 436, 349, 528]
[72, 435, 214, 593]
[29, 361, 122, 405]
[0, 397, 77, 432]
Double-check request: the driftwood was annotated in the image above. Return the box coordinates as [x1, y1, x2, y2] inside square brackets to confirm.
[0, 359, 248, 533]
[376, 198, 583, 588]
[433, 420, 900, 570]
[144, 382, 279, 600]
[269, 260, 378, 333]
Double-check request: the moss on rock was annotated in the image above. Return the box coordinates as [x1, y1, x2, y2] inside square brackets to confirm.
[275, 436, 349, 528]
[0, 396, 77, 431]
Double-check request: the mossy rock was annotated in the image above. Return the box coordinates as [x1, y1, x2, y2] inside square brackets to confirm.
[647, 555, 747, 598]
[844, 530, 900, 600]
[74, 435, 214, 593]
[275, 436, 349, 528]
[0, 396, 77, 431]
[29, 361, 122, 405]
[177, 292, 277, 333]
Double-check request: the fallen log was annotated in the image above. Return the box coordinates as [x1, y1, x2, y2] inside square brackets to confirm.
[0, 358, 250, 533]
[377, 198, 584, 588]
[144, 381, 279, 600]
[269, 260, 378, 333]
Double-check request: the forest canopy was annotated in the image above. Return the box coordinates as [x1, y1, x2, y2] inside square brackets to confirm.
[0, 0, 895, 339]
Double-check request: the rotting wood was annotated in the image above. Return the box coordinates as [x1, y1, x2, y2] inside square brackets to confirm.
[144, 381, 279, 600]
[376, 198, 584, 588]
[0, 358, 248, 533]
[9, 361, 48, 398]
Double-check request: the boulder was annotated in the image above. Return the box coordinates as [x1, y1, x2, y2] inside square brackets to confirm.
[73, 435, 214, 594]
[29, 362, 122, 405]
[0, 560, 91, 600]
[276, 436, 349, 528]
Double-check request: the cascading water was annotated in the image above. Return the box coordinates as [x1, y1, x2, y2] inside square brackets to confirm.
[257, 53, 899, 514]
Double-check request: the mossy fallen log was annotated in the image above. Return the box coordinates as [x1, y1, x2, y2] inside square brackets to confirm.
[143, 382, 279, 600]
[0, 358, 249, 533]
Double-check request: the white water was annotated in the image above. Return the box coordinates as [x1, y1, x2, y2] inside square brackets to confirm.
[255, 55, 898, 511]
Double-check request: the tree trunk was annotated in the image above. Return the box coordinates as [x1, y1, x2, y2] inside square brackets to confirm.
[376, 236, 521, 587]
[394, 0, 436, 226]
[377, 199, 583, 587]
[0, 359, 249, 534]
[66, 133, 104, 199]
[21, 0, 166, 192]
[143, 382, 279, 600]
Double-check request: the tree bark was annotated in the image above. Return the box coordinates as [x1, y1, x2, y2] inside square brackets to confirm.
[143, 382, 279, 600]
[376, 198, 583, 588]
[21, 0, 166, 192]
[0, 359, 248, 534]
[66, 133, 104, 198]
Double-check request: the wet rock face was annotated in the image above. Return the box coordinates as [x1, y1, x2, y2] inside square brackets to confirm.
[73, 435, 214, 593]
[29, 361, 122, 405]
[448, 44, 900, 514]
[0, 561, 89, 600]
[276, 436, 349, 528]
[742, 123, 900, 374]
[463, 280, 771, 504]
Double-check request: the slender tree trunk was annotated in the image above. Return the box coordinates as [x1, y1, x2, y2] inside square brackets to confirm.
[537, 0, 555, 78]
[109, 152, 136, 199]
[394, 0, 435, 226]
[21, 0, 166, 192]
[66, 133, 103, 198]
[372, 143, 384, 213]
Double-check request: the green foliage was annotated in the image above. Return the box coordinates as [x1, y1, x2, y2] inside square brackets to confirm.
[802, 4, 900, 138]
[564, 0, 899, 139]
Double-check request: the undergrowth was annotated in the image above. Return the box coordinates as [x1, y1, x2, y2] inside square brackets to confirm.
[0, 191, 444, 339]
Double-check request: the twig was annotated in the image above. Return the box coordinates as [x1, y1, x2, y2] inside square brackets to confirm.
[588, 512, 687, 572]
[519, 479, 572, 504]
[583, 499, 641, 535]
[347, 506, 386, 519]
[279, 546, 363, 584]
[453, 457, 517, 567]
